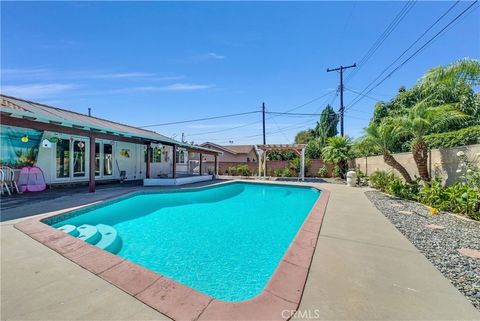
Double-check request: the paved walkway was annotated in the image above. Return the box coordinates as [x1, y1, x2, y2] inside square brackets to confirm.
[1, 181, 479, 320]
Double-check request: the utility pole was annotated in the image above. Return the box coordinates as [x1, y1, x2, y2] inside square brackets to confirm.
[262, 102, 266, 145]
[181, 132, 185, 143]
[327, 63, 356, 136]
[88, 108, 91, 117]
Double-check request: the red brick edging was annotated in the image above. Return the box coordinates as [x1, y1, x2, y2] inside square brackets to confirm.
[14, 183, 330, 321]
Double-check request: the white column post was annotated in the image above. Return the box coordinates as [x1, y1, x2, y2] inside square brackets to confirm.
[263, 151, 267, 179]
[301, 148, 305, 182]
[258, 152, 262, 177]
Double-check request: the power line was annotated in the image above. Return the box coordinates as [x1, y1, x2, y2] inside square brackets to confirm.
[139, 110, 260, 128]
[269, 89, 337, 116]
[344, 87, 383, 101]
[345, 0, 417, 83]
[186, 90, 336, 138]
[345, 0, 476, 113]
[345, 0, 460, 110]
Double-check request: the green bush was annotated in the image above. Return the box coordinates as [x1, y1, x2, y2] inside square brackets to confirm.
[236, 164, 251, 176]
[424, 125, 480, 149]
[282, 168, 292, 177]
[369, 170, 394, 192]
[227, 166, 237, 176]
[317, 165, 328, 178]
[289, 157, 311, 175]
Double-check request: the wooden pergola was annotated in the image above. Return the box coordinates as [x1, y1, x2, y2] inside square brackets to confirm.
[257, 144, 306, 181]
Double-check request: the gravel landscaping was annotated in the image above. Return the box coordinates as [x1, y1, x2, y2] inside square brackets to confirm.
[365, 190, 480, 310]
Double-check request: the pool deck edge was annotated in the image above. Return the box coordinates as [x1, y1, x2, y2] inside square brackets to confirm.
[14, 182, 331, 321]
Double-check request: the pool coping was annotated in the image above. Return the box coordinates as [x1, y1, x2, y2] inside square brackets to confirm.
[14, 181, 330, 321]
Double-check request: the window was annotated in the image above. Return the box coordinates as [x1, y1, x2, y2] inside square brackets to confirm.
[176, 150, 186, 164]
[95, 143, 101, 176]
[104, 144, 113, 175]
[153, 147, 162, 163]
[73, 140, 86, 177]
[56, 139, 70, 178]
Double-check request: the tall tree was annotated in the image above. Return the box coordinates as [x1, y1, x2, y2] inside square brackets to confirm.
[362, 122, 413, 183]
[294, 130, 314, 144]
[314, 105, 338, 138]
[399, 103, 470, 182]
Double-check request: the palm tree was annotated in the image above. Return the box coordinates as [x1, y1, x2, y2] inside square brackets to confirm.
[362, 122, 413, 184]
[321, 136, 353, 178]
[399, 103, 470, 182]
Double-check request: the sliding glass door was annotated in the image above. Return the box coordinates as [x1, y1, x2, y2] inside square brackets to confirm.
[55, 138, 114, 181]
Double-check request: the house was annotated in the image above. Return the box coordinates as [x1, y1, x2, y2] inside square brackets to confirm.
[0, 95, 220, 191]
[199, 142, 259, 163]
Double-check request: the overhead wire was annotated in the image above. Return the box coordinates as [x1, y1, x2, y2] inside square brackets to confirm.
[344, 0, 475, 113]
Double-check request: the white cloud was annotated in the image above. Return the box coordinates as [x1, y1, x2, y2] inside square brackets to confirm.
[88, 72, 157, 79]
[1, 68, 184, 82]
[160, 83, 214, 91]
[175, 52, 226, 63]
[206, 52, 225, 60]
[1, 83, 77, 98]
[134, 83, 214, 92]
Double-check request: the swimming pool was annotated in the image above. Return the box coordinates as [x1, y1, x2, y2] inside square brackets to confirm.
[46, 182, 320, 302]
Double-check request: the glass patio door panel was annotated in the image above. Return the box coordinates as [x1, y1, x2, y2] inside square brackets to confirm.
[104, 143, 113, 176]
[95, 142, 101, 177]
[73, 140, 86, 177]
[56, 139, 70, 178]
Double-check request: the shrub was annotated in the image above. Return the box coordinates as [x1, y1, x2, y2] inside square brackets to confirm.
[317, 165, 328, 178]
[227, 166, 237, 176]
[369, 152, 480, 220]
[236, 164, 251, 176]
[386, 177, 420, 200]
[282, 168, 292, 177]
[423, 125, 480, 149]
[289, 157, 311, 175]
[369, 170, 394, 192]
[332, 165, 342, 177]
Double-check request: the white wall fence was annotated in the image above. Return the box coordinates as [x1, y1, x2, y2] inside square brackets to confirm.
[354, 144, 480, 185]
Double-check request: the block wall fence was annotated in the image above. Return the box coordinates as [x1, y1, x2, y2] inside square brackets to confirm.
[353, 144, 480, 185]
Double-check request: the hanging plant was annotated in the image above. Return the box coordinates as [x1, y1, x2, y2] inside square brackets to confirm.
[120, 149, 130, 158]
[48, 136, 60, 143]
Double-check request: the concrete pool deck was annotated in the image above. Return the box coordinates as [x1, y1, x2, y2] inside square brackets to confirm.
[1, 180, 479, 320]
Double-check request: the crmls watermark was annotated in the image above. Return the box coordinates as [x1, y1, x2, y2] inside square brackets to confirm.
[281, 309, 321, 319]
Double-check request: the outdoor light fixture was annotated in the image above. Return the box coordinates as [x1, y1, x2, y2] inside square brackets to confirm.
[21, 135, 28, 143]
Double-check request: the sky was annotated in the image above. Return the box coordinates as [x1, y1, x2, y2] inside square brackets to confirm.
[1, 1, 479, 145]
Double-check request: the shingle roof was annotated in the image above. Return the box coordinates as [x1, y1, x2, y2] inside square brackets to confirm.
[200, 142, 256, 155]
[0, 94, 218, 154]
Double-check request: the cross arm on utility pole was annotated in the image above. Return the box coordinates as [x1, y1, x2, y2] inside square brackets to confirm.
[326, 63, 356, 136]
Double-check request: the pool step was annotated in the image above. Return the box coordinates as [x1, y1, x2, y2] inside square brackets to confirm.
[77, 224, 102, 244]
[57, 224, 122, 254]
[95, 224, 122, 254]
[57, 224, 80, 237]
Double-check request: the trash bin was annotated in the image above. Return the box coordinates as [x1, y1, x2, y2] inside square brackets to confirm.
[346, 170, 357, 187]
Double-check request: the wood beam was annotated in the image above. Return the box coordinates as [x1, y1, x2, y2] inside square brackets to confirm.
[146, 146, 151, 179]
[172, 145, 177, 178]
[2, 115, 150, 145]
[89, 136, 96, 193]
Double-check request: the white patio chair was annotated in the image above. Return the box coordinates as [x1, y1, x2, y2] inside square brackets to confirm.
[0, 166, 20, 194]
[0, 169, 11, 196]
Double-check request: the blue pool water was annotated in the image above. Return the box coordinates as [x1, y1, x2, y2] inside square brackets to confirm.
[49, 182, 320, 301]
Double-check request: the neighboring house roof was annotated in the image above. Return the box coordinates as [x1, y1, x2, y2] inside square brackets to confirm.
[200, 142, 256, 155]
[0, 94, 218, 154]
